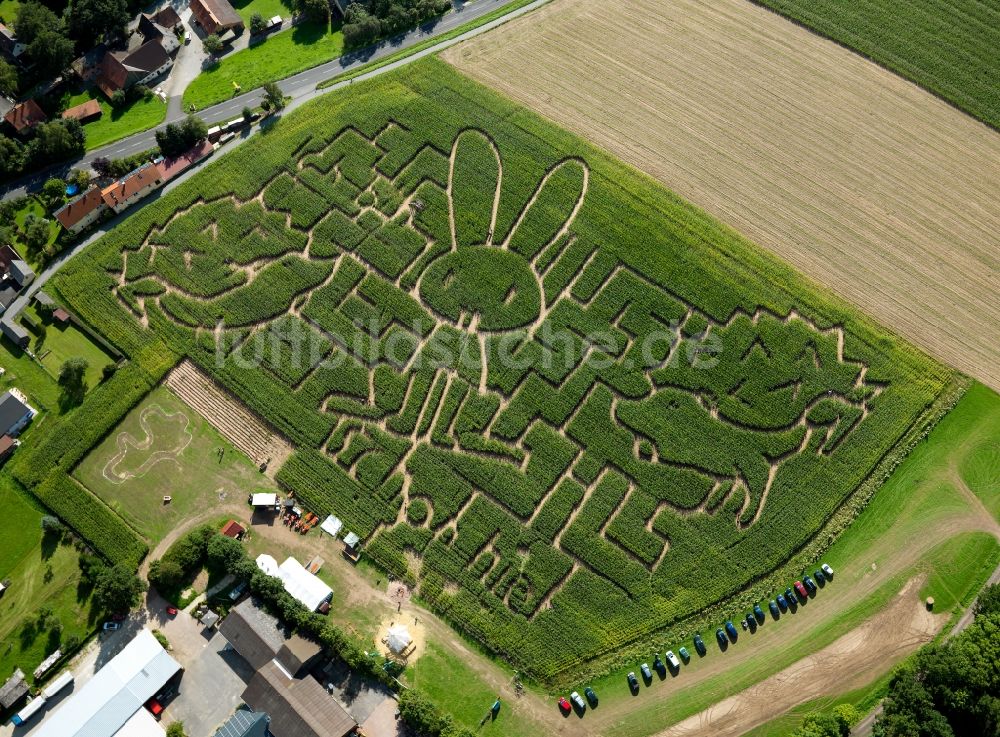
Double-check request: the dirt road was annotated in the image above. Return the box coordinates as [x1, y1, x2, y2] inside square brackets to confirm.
[444, 0, 1000, 390]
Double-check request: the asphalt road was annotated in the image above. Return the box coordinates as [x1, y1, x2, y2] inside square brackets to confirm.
[0, 0, 534, 200]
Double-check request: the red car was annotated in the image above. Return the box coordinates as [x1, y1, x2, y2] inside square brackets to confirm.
[166, 606, 178, 616]
[794, 581, 808, 600]
[145, 697, 163, 718]
[558, 697, 571, 714]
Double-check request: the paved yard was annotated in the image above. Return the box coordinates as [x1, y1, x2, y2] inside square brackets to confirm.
[321, 660, 396, 724]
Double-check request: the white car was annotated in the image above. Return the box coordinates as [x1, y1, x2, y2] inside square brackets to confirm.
[821, 563, 834, 577]
[569, 691, 586, 710]
[665, 650, 681, 669]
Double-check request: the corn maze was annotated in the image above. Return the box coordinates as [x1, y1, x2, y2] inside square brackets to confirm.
[54, 59, 949, 681]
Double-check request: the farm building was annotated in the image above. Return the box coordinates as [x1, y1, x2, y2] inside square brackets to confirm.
[9, 259, 34, 288]
[52, 308, 71, 325]
[0, 433, 18, 463]
[97, 42, 172, 97]
[61, 99, 102, 123]
[3, 99, 45, 134]
[33, 629, 181, 737]
[0, 390, 35, 435]
[33, 291, 55, 309]
[101, 162, 164, 213]
[219, 598, 321, 675]
[156, 139, 214, 182]
[221, 519, 246, 539]
[0, 288, 19, 315]
[214, 707, 270, 737]
[189, 0, 244, 36]
[255, 555, 333, 612]
[241, 661, 355, 737]
[0, 668, 28, 711]
[55, 186, 108, 234]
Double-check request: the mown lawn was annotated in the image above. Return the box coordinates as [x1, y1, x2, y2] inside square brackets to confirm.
[61, 89, 167, 151]
[232, 0, 294, 25]
[182, 20, 343, 110]
[0, 474, 97, 685]
[10, 197, 61, 268]
[23, 305, 116, 390]
[754, 0, 1000, 130]
[0, 336, 61, 414]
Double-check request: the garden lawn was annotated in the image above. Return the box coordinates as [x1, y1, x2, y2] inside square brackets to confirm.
[754, 0, 1000, 130]
[0, 474, 96, 685]
[61, 89, 167, 151]
[23, 306, 116, 390]
[232, 0, 294, 25]
[0, 336, 61, 414]
[182, 21, 343, 110]
[73, 385, 280, 545]
[10, 197, 60, 268]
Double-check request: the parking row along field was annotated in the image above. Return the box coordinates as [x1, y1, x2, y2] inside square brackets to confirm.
[442, 0, 1000, 391]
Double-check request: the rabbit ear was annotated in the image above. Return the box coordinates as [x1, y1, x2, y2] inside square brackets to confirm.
[502, 157, 588, 261]
[448, 129, 502, 250]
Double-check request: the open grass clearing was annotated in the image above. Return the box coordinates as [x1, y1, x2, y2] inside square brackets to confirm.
[232, 0, 294, 25]
[23, 305, 116, 391]
[73, 385, 280, 546]
[580, 382, 1000, 737]
[59, 88, 167, 152]
[0, 335, 61, 415]
[182, 20, 343, 110]
[0, 474, 96, 685]
[445, 0, 1000, 391]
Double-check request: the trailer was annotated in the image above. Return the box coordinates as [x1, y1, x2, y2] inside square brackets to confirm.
[12, 695, 46, 725]
[41, 671, 73, 699]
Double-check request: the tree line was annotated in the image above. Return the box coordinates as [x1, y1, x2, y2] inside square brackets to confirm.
[342, 0, 451, 48]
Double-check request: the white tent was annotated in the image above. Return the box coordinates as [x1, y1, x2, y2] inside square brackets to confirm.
[320, 515, 343, 538]
[386, 625, 412, 654]
[277, 557, 333, 612]
[255, 553, 279, 576]
[251, 492, 277, 507]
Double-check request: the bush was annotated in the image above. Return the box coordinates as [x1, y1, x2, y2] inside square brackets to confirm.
[94, 564, 147, 613]
[249, 12, 266, 34]
[166, 722, 186, 737]
[152, 629, 170, 650]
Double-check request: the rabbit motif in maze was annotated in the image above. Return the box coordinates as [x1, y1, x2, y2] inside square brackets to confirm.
[111, 122, 881, 620]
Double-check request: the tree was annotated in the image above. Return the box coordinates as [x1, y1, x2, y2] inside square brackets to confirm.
[110, 89, 126, 109]
[68, 0, 128, 43]
[148, 559, 185, 590]
[69, 168, 91, 191]
[165, 722, 186, 737]
[57, 357, 88, 404]
[262, 82, 284, 110]
[42, 177, 65, 209]
[296, 0, 329, 24]
[342, 3, 381, 47]
[975, 583, 1000, 617]
[203, 33, 223, 55]
[22, 213, 51, 254]
[93, 563, 147, 613]
[0, 134, 24, 177]
[180, 114, 208, 145]
[242, 106, 253, 121]
[0, 58, 18, 97]
[26, 119, 85, 166]
[91, 156, 112, 178]
[249, 12, 266, 34]
[206, 534, 244, 572]
[15, 2, 61, 44]
[26, 28, 74, 77]
[155, 115, 207, 157]
[40, 515, 64, 534]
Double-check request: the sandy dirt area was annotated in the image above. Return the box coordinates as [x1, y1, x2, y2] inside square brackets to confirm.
[444, 0, 1000, 390]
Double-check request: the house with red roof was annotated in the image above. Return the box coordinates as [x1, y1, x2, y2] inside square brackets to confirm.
[3, 99, 46, 135]
[54, 186, 108, 234]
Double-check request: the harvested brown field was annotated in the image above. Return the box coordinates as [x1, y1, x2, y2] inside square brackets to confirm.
[443, 0, 1000, 390]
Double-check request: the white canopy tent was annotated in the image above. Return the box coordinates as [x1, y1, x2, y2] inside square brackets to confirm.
[385, 625, 412, 654]
[255, 553, 279, 576]
[250, 493, 277, 507]
[320, 515, 343, 538]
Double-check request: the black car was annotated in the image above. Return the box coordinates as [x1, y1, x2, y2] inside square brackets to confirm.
[803, 575, 817, 595]
[745, 614, 757, 633]
[768, 600, 780, 618]
[776, 594, 788, 611]
[814, 569, 826, 586]
[785, 587, 797, 607]
[653, 654, 666, 677]
[716, 628, 728, 649]
[725, 620, 738, 641]
[627, 672, 639, 691]
[753, 604, 765, 623]
[693, 634, 707, 657]
[584, 687, 598, 707]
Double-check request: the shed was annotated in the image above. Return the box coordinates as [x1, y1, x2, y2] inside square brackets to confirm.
[52, 308, 71, 325]
[33, 290, 55, 308]
[201, 609, 220, 628]
[0, 434, 17, 462]
[62, 99, 102, 123]
[221, 519, 246, 539]
[1, 319, 28, 348]
[0, 668, 28, 710]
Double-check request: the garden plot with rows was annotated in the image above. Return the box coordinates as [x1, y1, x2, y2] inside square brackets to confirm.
[52, 58, 950, 682]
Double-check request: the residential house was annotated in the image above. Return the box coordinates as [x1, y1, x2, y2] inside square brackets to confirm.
[96, 41, 172, 97]
[190, 0, 244, 36]
[0, 389, 35, 435]
[214, 708, 270, 737]
[156, 139, 214, 182]
[3, 99, 46, 135]
[55, 186, 108, 234]
[61, 99, 102, 123]
[0, 433, 18, 463]
[241, 661, 356, 737]
[9, 259, 34, 288]
[101, 161, 164, 213]
[70, 45, 108, 83]
[137, 12, 180, 55]
[149, 6, 182, 31]
[0, 23, 25, 64]
[0, 287, 19, 314]
[219, 598, 322, 676]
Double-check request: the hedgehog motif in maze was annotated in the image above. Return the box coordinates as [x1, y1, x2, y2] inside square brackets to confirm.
[112, 123, 881, 616]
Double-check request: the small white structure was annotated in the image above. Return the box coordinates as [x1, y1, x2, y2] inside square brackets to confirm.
[320, 515, 343, 538]
[385, 625, 412, 655]
[40, 671, 73, 699]
[33, 629, 180, 737]
[256, 554, 332, 612]
[250, 492, 278, 507]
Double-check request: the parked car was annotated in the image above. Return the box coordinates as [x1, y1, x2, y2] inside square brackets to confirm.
[753, 603, 765, 622]
[785, 587, 797, 606]
[803, 575, 817, 594]
[558, 697, 571, 713]
[745, 614, 757, 633]
[776, 594, 788, 611]
[653, 654, 666, 677]
[627, 672, 639, 691]
[725, 620, 738, 641]
[821, 563, 834, 578]
[716, 628, 727, 649]
[665, 650, 681, 669]
[640, 662, 652, 680]
[693, 634, 706, 656]
[229, 581, 248, 601]
[814, 568, 826, 584]
[678, 646, 690, 663]
[166, 605, 178, 616]
[584, 687, 598, 706]
[570, 691, 586, 711]
[103, 621, 121, 631]
[145, 697, 163, 718]
[769, 600, 780, 618]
